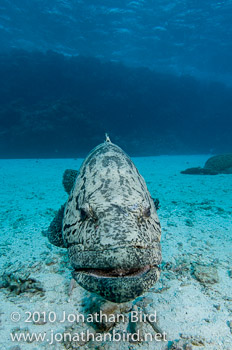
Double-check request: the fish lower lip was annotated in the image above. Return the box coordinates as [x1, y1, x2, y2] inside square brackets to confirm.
[74, 265, 153, 278]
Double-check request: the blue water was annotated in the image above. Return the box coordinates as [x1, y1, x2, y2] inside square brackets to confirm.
[0, 1, 232, 157]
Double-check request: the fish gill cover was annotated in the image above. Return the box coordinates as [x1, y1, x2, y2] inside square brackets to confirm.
[0, 0, 232, 157]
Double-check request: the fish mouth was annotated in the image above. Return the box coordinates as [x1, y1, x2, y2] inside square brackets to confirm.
[72, 264, 160, 303]
[74, 264, 153, 278]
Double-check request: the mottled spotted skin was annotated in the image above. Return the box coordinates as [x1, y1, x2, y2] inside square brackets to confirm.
[62, 141, 162, 303]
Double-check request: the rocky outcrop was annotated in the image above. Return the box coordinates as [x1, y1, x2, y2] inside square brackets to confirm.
[181, 154, 232, 175]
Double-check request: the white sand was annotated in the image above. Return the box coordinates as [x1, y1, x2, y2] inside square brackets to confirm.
[0, 155, 232, 350]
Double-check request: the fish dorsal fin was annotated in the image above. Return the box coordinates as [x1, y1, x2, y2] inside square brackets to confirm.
[105, 133, 111, 143]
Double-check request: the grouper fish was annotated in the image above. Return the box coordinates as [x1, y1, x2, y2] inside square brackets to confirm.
[46, 136, 162, 303]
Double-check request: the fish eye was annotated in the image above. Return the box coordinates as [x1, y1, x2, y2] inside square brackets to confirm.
[80, 205, 98, 222]
[80, 208, 88, 221]
[143, 206, 151, 218]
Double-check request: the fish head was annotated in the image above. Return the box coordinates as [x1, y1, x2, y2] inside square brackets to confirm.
[63, 194, 161, 303]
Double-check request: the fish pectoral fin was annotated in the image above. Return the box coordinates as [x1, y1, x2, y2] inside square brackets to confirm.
[62, 169, 79, 194]
[46, 204, 66, 248]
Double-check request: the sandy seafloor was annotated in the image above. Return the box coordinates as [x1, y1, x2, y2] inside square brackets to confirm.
[0, 155, 232, 350]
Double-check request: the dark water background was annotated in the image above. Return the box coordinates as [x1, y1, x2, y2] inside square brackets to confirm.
[0, 0, 232, 158]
